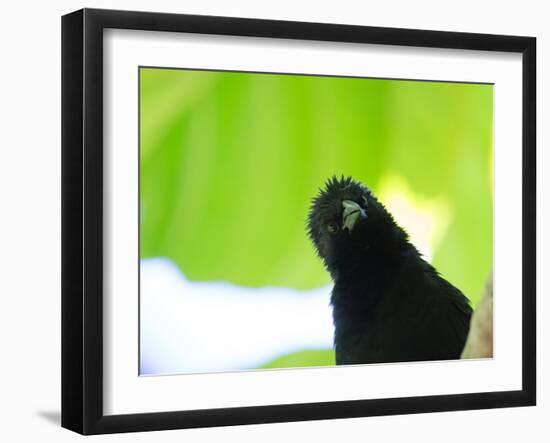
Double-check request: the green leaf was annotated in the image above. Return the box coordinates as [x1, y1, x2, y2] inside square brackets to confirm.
[260, 349, 335, 369]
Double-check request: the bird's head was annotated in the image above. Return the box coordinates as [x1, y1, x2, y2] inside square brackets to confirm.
[307, 175, 400, 277]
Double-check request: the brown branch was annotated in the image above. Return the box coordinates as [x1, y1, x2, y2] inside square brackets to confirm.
[461, 270, 493, 359]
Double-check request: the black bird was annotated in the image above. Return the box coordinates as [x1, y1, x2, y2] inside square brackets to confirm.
[307, 176, 472, 365]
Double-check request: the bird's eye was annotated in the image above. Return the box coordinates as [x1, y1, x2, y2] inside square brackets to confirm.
[327, 222, 339, 234]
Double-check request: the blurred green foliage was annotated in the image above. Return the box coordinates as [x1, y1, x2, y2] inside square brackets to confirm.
[140, 68, 493, 367]
[260, 349, 335, 369]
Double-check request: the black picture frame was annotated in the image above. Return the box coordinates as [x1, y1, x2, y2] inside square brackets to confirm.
[62, 8, 536, 435]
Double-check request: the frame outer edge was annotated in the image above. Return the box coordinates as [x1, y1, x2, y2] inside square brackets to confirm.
[61, 9, 85, 435]
[82, 8, 106, 434]
[521, 37, 536, 405]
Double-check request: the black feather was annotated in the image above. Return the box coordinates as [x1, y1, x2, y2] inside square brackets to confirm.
[307, 176, 472, 364]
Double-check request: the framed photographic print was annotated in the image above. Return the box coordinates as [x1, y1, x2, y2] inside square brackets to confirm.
[61, 8, 536, 435]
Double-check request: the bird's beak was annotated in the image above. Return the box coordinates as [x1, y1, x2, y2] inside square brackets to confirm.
[342, 200, 366, 232]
